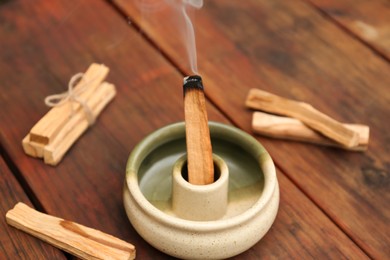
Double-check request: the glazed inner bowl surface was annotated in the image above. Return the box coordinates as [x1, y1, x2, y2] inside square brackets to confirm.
[128, 122, 271, 220]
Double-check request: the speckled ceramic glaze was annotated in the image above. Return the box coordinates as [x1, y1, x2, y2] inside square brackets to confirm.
[124, 122, 279, 259]
[172, 154, 229, 221]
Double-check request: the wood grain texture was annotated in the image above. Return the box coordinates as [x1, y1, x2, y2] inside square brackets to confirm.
[307, 0, 390, 60]
[0, 0, 226, 259]
[246, 88, 360, 147]
[29, 63, 109, 145]
[6, 203, 135, 260]
[252, 112, 369, 151]
[184, 87, 214, 185]
[0, 0, 370, 258]
[0, 156, 65, 259]
[230, 169, 369, 259]
[23, 81, 116, 165]
[113, 0, 390, 258]
[44, 82, 117, 165]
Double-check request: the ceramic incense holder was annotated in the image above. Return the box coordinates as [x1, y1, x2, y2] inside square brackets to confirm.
[123, 122, 279, 259]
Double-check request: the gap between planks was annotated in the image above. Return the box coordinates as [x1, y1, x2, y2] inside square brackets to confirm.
[0, 144, 47, 214]
[273, 157, 372, 259]
[302, 0, 390, 63]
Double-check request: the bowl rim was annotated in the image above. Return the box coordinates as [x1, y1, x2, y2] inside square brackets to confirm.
[125, 121, 277, 231]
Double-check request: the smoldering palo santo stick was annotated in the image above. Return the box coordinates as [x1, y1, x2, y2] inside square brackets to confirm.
[183, 75, 214, 185]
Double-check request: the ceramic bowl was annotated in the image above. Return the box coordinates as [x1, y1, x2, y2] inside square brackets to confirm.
[124, 122, 279, 259]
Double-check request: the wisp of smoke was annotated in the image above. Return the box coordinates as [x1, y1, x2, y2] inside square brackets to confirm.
[135, 0, 203, 74]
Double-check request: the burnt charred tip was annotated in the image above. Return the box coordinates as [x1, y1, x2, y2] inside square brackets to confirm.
[183, 75, 203, 95]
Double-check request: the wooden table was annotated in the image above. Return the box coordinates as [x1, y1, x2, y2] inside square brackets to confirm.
[1, 0, 389, 259]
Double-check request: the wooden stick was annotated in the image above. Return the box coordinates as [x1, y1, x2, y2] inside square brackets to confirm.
[252, 112, 369, 151]
[183, 75, 214, 185]
[6, 203, 135, 260]
[29, 63, 109, 145]
[44, 82, 116, 165]
[22, 81, 116, 165]
[245, 89, 360, 147]
[22, 135, 45, 158]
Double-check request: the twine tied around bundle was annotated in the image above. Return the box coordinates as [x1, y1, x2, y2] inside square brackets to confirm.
[45, 73, 96, 125]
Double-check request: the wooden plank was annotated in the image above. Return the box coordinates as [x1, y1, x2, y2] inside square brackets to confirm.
[0, 0, 369, 258]
[0, 156, 66, 259]
[307, 0, 390, 60]
[233, 170, 368, 259]
[112, 0, 390, 258]
[0, 1, 179, 259]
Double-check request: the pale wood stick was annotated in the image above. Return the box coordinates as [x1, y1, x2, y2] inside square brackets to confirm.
[22, 135, 45, 158]
[44, 82, 116, 165]
[252, 112, 369, 151]
[184, 76, 214, 185]
[29, 64, 109, 145]
[6, 203, 135, 260]
[246, 89, 360, 147]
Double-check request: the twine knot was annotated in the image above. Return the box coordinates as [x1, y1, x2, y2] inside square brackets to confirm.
[45, 73, 95, 125]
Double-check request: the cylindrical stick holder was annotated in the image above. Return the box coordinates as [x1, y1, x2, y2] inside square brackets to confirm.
[172, 154, 229, 221]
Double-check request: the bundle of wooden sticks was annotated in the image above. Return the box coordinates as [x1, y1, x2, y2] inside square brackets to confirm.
[22, 63, 116, 165]
[245, 89, 369, 151]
